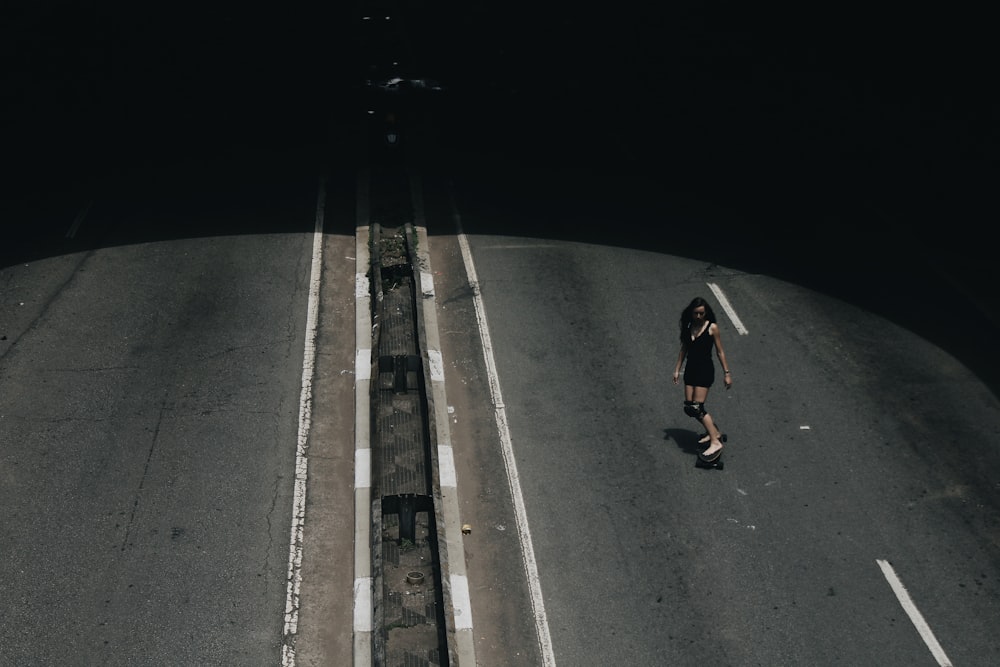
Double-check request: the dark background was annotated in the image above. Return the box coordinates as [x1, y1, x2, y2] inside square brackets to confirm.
[3, 2, 998, 379]
[4, 3, 994, 216]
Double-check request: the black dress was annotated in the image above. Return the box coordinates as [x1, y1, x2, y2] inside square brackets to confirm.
[683, 323, 715, 388]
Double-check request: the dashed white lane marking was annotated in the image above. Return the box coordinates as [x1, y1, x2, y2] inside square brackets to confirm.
[452, 189, 557, 667]
[353, 577, 374, 632]
[450, 574, 474, 630]
[281, 175, 326, 667]
[355, 449, 371, 489]
[421, 270, 435, 296]
[412, 171, 477, 664]
[427, 349, 444, 382]
[877, 559, 953, 666]
[353, 173, 374, 667]
[355, 348, 372, 381]
[707, 282, 748, 335]
[438, 445, 457, 488]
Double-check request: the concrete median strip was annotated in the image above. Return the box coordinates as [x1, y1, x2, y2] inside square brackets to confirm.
[352, 168, 476, 665]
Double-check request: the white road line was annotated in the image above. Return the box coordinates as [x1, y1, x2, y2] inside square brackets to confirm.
[353, 577, 374, 632]
[281, 175, 326, 667]
[355, 449, 371, 489]
[65, 200, 93, 239]
[354, 171, 374, 667]
[450, 574, 474, 630]
[876, 559, 953, 667]
[411, 171, 477, 664]
[707, 282, 748, 335]
[427, 349, 444, 382]
[451, 190, 557, 667]
[420, 270, 435, 297]
[437, 445, 457, 488]
[355, 348, 372, 381]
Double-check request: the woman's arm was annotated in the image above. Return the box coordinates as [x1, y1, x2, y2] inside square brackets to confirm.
[672, 346, 686, 385]
[712, 324, 733, 388]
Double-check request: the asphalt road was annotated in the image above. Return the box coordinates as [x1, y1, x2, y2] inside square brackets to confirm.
[408, 163, 1000, 665]
[0, 160, 329, 664]
[5, 155, 999, 665]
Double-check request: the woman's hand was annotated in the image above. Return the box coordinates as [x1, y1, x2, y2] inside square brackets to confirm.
[672, 371, 680, 385]
[724, 373, 733, 389]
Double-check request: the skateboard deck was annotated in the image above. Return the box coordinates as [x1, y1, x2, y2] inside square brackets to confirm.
[696, 431, 726, 470]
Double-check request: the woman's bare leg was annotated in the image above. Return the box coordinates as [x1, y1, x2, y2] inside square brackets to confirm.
[700, 413, 724, 457]
[689, 386, 724, 456]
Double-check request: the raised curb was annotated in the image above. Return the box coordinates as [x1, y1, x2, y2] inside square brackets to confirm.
[410, 222, 478, 665]
[354, 175, 374, 667]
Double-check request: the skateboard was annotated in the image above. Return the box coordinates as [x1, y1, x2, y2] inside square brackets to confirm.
[696, 431, 726, 470]
[696, 451, 724, 470]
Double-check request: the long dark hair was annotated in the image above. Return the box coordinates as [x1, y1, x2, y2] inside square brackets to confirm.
[679, 297, 717, 347]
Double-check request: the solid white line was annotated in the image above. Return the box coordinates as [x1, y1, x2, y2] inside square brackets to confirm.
[281, 175, 326, 667]
[876, 559, 953, 666]
[452, 195, 556, 666]
[707, 282, 748, 335]
[65, 200, 93, 239]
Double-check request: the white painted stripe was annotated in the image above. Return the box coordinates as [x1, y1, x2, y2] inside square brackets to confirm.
[356, 348, 372, 381]
[355, 448, 371, 489]
[452, 190, 556, 666]
[877, 559, 953, 666]
[707, 282, 748, 335]
[450, 574, 474, 630]
[65, 200, 93, 239]
[282, 175, 326, 667]
[427, 348, 444, 382]
[410, 201, 477, 664]
[356, 273, 369, 299]
[354, 577, 374, 632]
[355, 170, 374, 667]
[437, 445, 457, 488]
[421, 270, 435, 296]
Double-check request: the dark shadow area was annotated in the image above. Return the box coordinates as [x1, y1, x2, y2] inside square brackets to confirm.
[3, 3, 997, 390]
[664, 428, 726, 470]
[3, 3, 353, 265]
[416, 2, 1000, 397]
[664, 428, 704, 457]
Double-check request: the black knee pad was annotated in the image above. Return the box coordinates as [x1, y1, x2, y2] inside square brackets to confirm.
[684, 400, 706, 420]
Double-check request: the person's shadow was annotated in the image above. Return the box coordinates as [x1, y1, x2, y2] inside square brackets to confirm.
[663, 428, 704, 457]
[665, 427, 726, 469]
